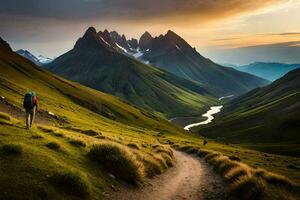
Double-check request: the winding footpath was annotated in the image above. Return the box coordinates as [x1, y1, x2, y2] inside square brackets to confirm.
[109, 151, 227, 200]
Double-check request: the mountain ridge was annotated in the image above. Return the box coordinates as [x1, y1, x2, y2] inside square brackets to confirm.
[45, 27, 216, 117]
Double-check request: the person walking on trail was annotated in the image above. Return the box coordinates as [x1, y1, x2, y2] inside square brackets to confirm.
[23, 91, 39, 129]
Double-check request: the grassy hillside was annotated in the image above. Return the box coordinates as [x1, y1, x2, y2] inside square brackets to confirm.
[195, 68, 300, 156]
[0, 37, 299, 199]
[45, 27, 216, 117]
[0, 37, 184, 199]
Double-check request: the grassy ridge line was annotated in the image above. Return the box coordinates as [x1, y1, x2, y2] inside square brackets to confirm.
[174, 145, 299, 200]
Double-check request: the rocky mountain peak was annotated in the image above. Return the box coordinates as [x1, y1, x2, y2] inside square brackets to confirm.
[139, 31, 153, 50]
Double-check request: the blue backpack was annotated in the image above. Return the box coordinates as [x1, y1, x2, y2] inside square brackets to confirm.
[24, 91, 36, 109]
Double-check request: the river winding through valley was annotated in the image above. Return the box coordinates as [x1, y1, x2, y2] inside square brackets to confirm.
[182, 95, 234, 131]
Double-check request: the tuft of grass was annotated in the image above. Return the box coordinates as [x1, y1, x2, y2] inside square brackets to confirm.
[142, 156, 164, 177]
[178, 144, 300, 199]
[88, 143, 143, 184]
[49, 170, 90, 197]
[81, 129, 100, 136]
[31, 134, 43, 139]
[127, 143, 140, 150]
[69, 139, 86, 147]
[0, 143, 22, 155]
[229, 155, 241, 161]
[38, 126, 55, 133]
[229, 175, 266, 200]
[53, 132, 64, 137]
[46, 142, 60, 150]
[0, 112, 11, 121]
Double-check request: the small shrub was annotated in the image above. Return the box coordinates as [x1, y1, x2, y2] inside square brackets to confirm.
[142, 156, 164, 177]
[53, 132, 64, 137]
[46, 142, 60, 150]
[204, 152, 221, 161]
[95, 135, 105, 139]
[229, 155, 241, 162]
[81, 129, 100, 136]
[127, 143, 140, 150]
[225, 167, 250, 182]
[196, 149, 213, 157]
[0, 143, 22, 155]
[154, 146, 174, 158]
[69, 139, 86, 147]
[230, 175, 266, 200]
[254, 169, 296, 189]
[38, 126, 54, 133]
[88, 143, 143, 184]
[31, 134, 43, 139]
[0, 112, 11, 121]
[49, 170, 90, 197]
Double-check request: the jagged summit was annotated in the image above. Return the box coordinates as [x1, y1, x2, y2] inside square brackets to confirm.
[139, 31, 153, 50]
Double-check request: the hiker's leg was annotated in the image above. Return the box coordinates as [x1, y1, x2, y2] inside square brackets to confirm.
[30, 107, 36, 128]
[26, 110, 30, 129]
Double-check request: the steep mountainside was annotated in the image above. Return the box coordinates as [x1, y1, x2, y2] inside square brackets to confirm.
[197, 68, 300, 155]
[138, 31, 269, 95]
[236, 62, 300, 81]
[45, 27, 216, 117]
[88, 30, 269, 96]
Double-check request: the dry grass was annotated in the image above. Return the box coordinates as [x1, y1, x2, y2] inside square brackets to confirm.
[0, 112, 11, 121]
[88, 143, 144, 184]
[68, 139, 86, 147]
[176, 145, 300, 199]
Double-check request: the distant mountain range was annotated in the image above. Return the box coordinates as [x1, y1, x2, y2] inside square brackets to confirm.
[235, 62, 300, 81]
[45, 27, 216, 117]
[197, 67, 300, 155]
[16, 49, 53, 65]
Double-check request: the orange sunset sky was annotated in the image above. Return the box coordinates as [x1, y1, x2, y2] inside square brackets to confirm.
[0, 0, 300, 61]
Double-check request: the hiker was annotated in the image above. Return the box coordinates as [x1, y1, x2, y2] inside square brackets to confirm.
[23, 91, 39, 129]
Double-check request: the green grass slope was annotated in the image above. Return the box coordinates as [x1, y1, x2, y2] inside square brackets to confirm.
[196, 68, 300, 156]
[0, 37, 181, 199]
[1, 37, 299, 199]
[45, 27, 216, 117]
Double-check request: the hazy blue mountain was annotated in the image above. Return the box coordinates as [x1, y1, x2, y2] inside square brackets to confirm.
[236, 62, 300, 81]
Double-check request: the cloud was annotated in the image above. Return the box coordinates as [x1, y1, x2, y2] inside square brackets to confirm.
[258, 32, 300, 37]
[0, 0, 285, 22]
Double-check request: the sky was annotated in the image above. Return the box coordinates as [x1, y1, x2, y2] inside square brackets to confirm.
[1, 0, 300, 64]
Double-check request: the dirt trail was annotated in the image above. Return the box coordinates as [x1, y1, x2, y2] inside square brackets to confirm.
[109, 151, 228, 200]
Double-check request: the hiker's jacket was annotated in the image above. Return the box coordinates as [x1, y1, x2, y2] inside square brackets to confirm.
[33, 96, 39, 112]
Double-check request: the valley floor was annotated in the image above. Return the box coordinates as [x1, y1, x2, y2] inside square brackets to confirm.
[109, 151, 227, 200]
